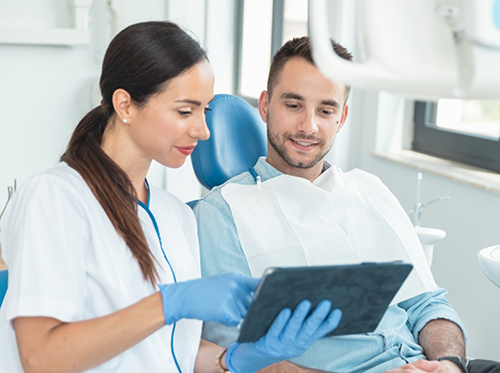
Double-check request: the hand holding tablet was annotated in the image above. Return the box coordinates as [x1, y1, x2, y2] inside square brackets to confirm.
[237, 262, 413, 343]
[225, 299, 342, 373]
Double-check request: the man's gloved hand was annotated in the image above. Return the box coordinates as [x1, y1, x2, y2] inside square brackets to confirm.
[225, 299, 342, 373]
[158, 273, 259, 326]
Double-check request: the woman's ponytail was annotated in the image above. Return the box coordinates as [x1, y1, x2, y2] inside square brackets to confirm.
[61, 106, 159, 286]
[61, 21, 207, 286]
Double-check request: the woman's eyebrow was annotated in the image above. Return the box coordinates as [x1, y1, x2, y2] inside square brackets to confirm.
[175, 99, 202, 106]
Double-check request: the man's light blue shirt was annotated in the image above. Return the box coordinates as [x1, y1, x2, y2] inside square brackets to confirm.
[193, 157, 466, 373]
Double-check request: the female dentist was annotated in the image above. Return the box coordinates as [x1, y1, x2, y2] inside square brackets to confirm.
[0, 21, 341, 373]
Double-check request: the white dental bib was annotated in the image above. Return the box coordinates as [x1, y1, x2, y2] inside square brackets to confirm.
[221, 166, 437, 305]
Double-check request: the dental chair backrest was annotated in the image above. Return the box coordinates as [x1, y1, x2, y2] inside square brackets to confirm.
[190, 94, 267, 195]
[0, 270, 7, 307]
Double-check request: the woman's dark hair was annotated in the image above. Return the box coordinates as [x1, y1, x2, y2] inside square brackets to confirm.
[61, 21, 207, 285]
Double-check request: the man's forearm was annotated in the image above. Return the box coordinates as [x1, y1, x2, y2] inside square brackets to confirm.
[418, 318, 466, 361]
[258, 361, 331, 373]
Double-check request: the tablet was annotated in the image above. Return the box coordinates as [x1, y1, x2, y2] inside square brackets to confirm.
[237, 262, 413, 343]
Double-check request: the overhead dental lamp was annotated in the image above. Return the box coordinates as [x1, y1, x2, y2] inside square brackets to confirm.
[310, 0, 500, 287]
[309, 0, 500, 100]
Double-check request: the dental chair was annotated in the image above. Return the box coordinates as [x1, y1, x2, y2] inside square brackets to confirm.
[0, 270, 7, 307]
[189, 94, 267, 196]
[189, 94, 441, 267]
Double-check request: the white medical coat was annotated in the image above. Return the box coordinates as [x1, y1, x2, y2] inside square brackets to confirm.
[0, 163, 202, 372]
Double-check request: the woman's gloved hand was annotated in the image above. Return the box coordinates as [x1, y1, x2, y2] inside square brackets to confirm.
[158, 273, 259, 326]
[225, 300, 342, 373]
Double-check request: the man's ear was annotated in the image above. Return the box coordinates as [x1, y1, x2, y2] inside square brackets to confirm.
[336, 105, 349, 133]
[112, 89, 133, 123]
[258, 90, 269, 123]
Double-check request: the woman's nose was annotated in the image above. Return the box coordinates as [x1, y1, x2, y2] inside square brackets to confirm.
[191, 116, 211, 141]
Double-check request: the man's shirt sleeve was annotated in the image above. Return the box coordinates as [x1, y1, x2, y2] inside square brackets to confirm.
[194, 196, 252, 278]
[193, 196, 252, 346]
[398, 288, 467, 344]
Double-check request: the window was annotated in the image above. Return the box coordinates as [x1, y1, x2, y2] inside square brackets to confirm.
[412, 100, 500, 173]
[282, 0, 308, 45]
[234, 0, 308, 106]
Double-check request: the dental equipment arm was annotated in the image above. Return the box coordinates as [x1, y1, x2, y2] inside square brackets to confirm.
[309, 0, 500, 99]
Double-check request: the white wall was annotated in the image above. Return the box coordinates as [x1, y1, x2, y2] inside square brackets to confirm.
[0, 0, 236, 208]
[1, 0, 109, 211]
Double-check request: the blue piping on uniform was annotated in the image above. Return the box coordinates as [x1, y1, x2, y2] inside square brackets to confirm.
[138, 185, 181, 372]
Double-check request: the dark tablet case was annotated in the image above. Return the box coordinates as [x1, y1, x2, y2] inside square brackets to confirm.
[237, 262, 413, 343]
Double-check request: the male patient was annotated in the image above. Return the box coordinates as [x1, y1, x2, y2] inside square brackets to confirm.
[193, 37, 497, 373]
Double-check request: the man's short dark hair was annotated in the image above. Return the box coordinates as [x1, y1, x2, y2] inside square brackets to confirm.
[267, 36, 353, 103]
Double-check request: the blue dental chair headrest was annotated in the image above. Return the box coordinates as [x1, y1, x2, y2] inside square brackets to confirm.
[191, 94, 267, 190]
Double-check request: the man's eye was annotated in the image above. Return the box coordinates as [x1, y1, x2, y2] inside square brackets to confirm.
[287, 104, 299, 109]
[178, 110, 192, 116]
[204, 107, 212, 114]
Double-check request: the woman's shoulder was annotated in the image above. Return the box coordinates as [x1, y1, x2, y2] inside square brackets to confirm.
[18, 163, 89, 199]
[25, 162, 83, 185]
[7, 163, 96, 220]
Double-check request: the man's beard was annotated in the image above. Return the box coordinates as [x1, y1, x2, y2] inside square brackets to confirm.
[267, 126, 333, 169]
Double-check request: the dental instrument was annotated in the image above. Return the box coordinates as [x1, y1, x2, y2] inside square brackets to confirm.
[411, 173, 449, 266]
[0, 180, 17, 224]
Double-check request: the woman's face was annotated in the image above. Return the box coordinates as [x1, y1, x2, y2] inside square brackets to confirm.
[128, 60, 214, 169]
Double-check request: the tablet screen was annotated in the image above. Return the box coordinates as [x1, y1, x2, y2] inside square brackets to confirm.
[237, 262, 413, 343]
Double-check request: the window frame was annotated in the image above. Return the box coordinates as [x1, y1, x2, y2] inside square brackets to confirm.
[412, 101, 500, 173]
[233, 0, 285, 107]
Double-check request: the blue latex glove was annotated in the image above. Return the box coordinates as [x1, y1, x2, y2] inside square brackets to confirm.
[158, 273, 259, 326]
[225, 300, 342, 373]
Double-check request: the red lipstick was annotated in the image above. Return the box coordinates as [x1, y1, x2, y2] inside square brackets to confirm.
[176, 146, 196, 155]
